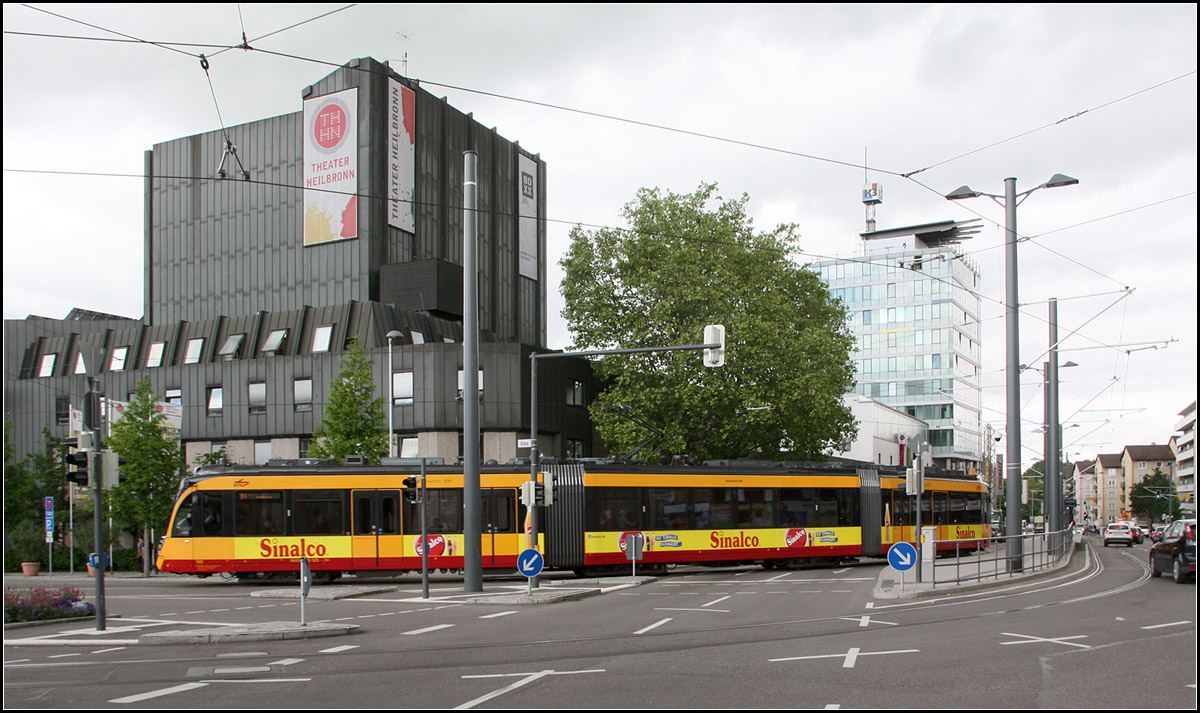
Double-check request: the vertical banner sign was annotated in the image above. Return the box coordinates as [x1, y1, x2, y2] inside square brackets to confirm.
[303, 87, 358, 246]
[45, 497, 55, 544]
[387, 79, 416, 232]
[518, 154, 538, 280]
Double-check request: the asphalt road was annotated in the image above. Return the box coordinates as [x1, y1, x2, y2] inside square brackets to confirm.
[4, 539, 1195, 709]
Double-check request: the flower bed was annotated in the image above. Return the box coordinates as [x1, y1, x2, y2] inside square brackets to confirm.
[4, 586, 95, 624]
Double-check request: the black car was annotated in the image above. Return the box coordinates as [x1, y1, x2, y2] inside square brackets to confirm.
[1149, 518, 1196, 583]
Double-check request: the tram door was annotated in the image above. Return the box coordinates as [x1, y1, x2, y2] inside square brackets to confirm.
[351, 490, 401, 569]
[480, 489, 518, 566]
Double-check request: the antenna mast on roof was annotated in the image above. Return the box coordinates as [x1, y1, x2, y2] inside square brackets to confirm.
[862, 147, 883, 233]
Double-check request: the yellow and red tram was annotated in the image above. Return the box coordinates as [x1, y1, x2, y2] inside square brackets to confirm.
[156, 460, 991, 580]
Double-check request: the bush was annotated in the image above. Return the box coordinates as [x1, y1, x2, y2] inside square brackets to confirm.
[4, 586, 95, 623]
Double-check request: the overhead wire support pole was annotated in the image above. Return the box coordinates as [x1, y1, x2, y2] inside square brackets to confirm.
[528, 331, 725, 589]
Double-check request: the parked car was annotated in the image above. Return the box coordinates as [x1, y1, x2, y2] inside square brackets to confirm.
[1103, 522, 1134, 547]
[1149, 518, 1196, 583]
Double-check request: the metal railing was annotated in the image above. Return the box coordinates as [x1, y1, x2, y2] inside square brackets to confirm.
[928, 526, 1075, 588]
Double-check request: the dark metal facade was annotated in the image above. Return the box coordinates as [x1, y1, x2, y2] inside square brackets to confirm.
[145, 57, 547, 349]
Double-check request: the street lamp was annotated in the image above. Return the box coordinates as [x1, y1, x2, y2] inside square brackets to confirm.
[947, 173, 1078, 571]
[385, 330, 404, 458]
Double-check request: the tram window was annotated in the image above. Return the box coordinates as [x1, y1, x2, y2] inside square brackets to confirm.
[172, 494, 195, 537]
[589, 487, 641, 530]
[832, 488, 860, 526]
[484, 491, 516, 533]
[200, 491, 224, 536]
[235, 491, 285, 536]
[737, 488, 777, 528]
[405, 489, 462, 534]
[294, 491, 344, 535]
[966, 492, 983, 524]
[949, 493, 968, 524]
[647, 488, 688, 529]
[355, 494, 373, 535]
[890, 491, 911, 527]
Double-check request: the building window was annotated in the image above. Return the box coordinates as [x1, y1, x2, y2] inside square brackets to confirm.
[393, 371, 414, 405]
[399, 437, 418, 458]
[457, 369, 483, 403]
[294, 378, 313, 412]
[566, 438, 585, 459]
[74, 352, 87, 374]
[567, 380, 585, 406]
[410, 330, 425, 345]
[56, 396, 70, 425]
[146, 341, 166, 368]
[184, 338, 204, 364]
[38, 353, 57, 378]
[109, 347, 128, 371]
[312, 325, 333, 353]
[207, 386, 223, 416]
[298, 437, 314, 458]
[165, 388, 182, 405]
[248, 382, 267, 414]
[261, 329, 288, 356]
[217, 334, 245, 361]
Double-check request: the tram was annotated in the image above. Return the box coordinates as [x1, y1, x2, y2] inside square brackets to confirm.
[156, 459, 991, 581]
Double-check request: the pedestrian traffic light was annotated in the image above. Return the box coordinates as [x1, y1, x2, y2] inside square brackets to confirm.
[403, 476, 419, 503]
[102, 450, 127, 490]
[703, 324, 726, 368]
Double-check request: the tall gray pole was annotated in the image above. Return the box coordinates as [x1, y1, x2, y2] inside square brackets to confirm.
[1047, 298, 1061, 542]
[1003, 177, 1023, 572]
[462, 151, 483, 592]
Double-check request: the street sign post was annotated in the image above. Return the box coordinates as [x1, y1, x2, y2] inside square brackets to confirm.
[44, 497, 54, 573]
[518, 548, 544, 595]
[887, 541, 918, 592]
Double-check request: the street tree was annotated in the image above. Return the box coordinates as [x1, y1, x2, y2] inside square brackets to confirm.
[1130, 468, 1175, 523]
[560, 182, 856, 461]
[106, 376, 185, 575]
[307, 338, 388, 464]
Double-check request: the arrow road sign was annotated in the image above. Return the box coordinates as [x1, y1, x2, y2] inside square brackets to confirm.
[887, 542, 917, 572]
[517, 548, 544, 578]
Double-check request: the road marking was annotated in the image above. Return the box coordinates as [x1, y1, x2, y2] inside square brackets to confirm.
[479, 611, 518, 619]
[1000, 632, 1090, 649]
[771, 647, 919, 668]
[839, 615, 898, 628]
[48, 653, 81, 659]
[269, 658, 304, 667]
[1141, 620, 1192, 629]
[403, 624, 455, 636]
[702, 596, 730, 607]
[319, 645, 358, 653]
[654, 607, 729, 613]
[634, 618, 672, 635]
[458, 669, 604, 710]
[109, 682, 208, 703]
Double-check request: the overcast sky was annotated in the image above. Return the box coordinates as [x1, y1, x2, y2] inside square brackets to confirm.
[3, 4, 1196, 471]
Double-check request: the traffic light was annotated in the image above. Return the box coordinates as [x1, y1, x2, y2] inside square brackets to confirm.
[102, 450, 127, 490]
[402, 476, 419, 503]
[65, 433, 94, 488]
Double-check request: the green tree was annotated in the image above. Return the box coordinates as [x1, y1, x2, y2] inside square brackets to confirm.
[560, 182, 856, 461]
[3, 421, 38, 530]
[307, 338, 388, 464]
[1130, 468, 1175, 523]
[105, 376, 185, 575]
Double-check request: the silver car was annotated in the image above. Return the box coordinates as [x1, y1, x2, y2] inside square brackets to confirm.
[1103, 523, 1134, 547]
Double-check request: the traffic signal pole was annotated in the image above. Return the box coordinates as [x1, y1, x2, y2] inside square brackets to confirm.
[84, 379, 107, 631]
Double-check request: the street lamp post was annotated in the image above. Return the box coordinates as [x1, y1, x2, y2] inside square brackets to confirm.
[386, 330, 404, 458]
[947, 173, 1078, 572]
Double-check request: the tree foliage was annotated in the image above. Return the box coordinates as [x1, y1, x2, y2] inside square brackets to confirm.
[4, 423, 71, 545]
[105, 375, 186, 571]
[307, 338, 388, 464]
[560, 182, 856, 461]
[1130, 468, 1175, 523]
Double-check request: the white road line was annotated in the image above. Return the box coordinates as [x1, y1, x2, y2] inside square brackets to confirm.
[403, 624, 455, 636]
[654, 607, 729, 613]
[319, 645, 359, 653]
[269, 658, 304, 667]
[702, 596, 730, 608]
[109, 682, 208, 704]
[1141, 620, 1192, 629]
[479, 611, 518, 619]
[634, 618, 672, 635]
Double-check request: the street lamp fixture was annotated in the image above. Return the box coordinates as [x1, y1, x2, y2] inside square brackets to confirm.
[386, 330, 404, 458]
[946, 173, 1078, 572]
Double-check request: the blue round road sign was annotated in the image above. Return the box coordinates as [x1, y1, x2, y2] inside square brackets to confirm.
[887, 542, 918, 572]
[517, 548, 544, 578]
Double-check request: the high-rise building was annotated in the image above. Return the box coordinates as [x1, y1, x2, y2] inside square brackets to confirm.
[813, 219, 984, 473]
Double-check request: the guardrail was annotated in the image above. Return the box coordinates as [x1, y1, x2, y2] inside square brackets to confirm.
[927, 526, 1076, 588]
